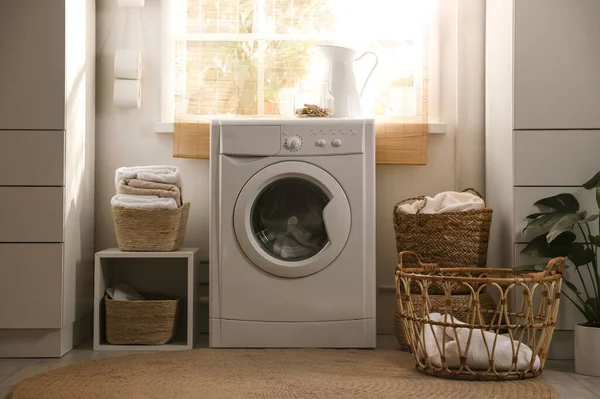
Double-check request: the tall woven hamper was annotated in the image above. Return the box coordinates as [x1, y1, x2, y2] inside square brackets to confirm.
[392, 188, 493, 295]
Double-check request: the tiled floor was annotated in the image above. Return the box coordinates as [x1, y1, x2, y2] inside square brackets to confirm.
[0, 335, 598, 398]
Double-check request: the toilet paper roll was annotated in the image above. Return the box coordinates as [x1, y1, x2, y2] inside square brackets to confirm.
[114, 49, 142, 80]
[116, 0, 145, 7]
[113, 79, 142, 109]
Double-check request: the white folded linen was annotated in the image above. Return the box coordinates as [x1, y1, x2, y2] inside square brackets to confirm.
[105, 282, 145, 301]
[396, 191, 485, 214]
[421, 313, 541, 371]
[110, 194, 178, 210]
[114, 165, 183, 193]
[418, 312, 446, 367]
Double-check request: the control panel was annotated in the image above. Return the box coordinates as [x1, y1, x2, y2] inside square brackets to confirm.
[279, 122, 367, 156]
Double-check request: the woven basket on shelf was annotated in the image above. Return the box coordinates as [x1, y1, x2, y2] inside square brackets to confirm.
[395, 251, 564, 381]
[394, 291, 496, 352]
[112, 203, 190, 252]
[104, 295, 179, 345]
[393, 188, 492, 295]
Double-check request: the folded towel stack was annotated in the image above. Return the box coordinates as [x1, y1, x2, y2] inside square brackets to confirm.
[111, 165, 184, 210]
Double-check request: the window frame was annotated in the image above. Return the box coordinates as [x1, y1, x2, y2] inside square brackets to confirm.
[156, 0, 446, 135]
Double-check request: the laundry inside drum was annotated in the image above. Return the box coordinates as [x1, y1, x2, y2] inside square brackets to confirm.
[251, 177, 330, 261]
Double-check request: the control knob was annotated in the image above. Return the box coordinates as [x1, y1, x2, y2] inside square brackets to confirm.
[285, 136, 302, 151]
[331, 138, 343, 147]
[316, 139, 327, 147]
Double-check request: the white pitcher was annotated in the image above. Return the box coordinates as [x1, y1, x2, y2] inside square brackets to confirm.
[315, 45, 379, 117]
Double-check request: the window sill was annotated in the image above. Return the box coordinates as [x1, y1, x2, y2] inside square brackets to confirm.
[155, 122, 447, 135]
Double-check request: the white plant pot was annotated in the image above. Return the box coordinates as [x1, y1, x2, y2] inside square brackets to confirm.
[574, 323, 600, 376]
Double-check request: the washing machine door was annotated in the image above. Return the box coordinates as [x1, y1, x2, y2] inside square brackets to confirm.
[233, 161, 351, 278]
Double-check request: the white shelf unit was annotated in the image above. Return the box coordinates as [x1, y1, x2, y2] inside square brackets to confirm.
[93, 248, 202, 351]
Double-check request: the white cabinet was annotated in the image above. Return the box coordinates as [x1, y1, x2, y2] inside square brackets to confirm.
[0, 244, 63, 329]
[0, 0, 66, 130]
[514, 130, 600, 186]
[0, 188, 64, 242]
[0, 131, 65, 186]
[0, 0, 95, 358]
[486, 0, 600, 359]
[513, 0, 600, 129]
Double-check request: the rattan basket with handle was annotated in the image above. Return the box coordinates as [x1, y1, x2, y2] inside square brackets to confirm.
[392, 189, 492, 295]
[395, 251, 564, 381]
[112, 203, 190, 252]
[105, 295, 179, 345]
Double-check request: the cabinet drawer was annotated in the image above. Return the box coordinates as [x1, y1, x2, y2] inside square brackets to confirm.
[0, 187, 63, 242]
[514, 0, 600, 129]
[0, 0, 65, 130]
[514, 130, 600, 186]
[0, 130, 64, 185]
[0, 244, 63, 328]
[514, 187, 598, 243]
[515, 244, 586, 331]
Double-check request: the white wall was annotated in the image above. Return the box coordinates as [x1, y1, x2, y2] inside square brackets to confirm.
[95, 0, 464, 334]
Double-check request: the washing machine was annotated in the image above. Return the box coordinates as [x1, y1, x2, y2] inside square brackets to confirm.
[209, 117, 376, 348]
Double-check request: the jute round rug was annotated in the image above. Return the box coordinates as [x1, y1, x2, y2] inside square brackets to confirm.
[9, 349, 557, 399]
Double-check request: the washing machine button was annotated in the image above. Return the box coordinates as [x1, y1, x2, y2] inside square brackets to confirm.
[285, 136, 302, 151]
[316, 139, 327, 147]
[331, 138, 343, 147]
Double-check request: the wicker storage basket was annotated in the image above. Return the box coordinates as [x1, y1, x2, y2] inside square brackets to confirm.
[395, 251, 564, 381]
[393, 189, 492, 295]
[394, 291, 496, 352]
[112, 203, 190, 252]
[104, 295, 179, 345]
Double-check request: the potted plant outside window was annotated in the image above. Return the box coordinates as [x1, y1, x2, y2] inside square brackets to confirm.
[518, 171, 600, 376]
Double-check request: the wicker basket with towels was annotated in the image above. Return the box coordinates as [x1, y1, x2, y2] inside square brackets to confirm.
[392, 188, 493, 295]
[111, 165, 189, 252]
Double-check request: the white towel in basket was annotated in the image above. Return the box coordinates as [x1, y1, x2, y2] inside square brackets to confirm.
[422, 313, 541, 371]
[111, 194, 178, 210]
[114, 165, 183, 193]
[396, 191, 484, 214]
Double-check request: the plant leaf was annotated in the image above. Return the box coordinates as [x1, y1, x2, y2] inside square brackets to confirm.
[563, 279, 582, 296]
[522, 212, 565, 233]
[534, 193, 579, 213]
[568, 243, 595, 266]
[547, 212, 588, 243]
[583, 171, 600, 190]
[589, 234, 600, 247]
[525, 212, 549, 220]
[521, 232, 576, 258]
[584, 298, 600, 321]
[521, 234, 554, 258]
[583, 301, 599, 322]
[596, 187, 600, 210]
[548, 231, 577, 257]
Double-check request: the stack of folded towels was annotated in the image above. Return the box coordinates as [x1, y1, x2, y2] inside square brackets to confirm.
[111, 165, 183, 210]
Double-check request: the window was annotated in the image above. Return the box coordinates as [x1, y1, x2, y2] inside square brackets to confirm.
[166, 0, 441, 164]
[171, 0, 435, 121]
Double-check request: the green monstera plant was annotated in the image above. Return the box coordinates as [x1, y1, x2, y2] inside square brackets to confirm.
[517, 171, 600, 328]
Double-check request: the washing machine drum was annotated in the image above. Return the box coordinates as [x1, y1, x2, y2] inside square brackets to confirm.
[233, 161, 351, 278]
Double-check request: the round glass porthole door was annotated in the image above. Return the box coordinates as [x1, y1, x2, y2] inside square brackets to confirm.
[234, 161, 351, 278]
[252, 177, 329, 262]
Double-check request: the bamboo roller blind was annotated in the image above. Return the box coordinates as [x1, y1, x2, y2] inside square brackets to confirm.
[173, 0, 430, 165]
